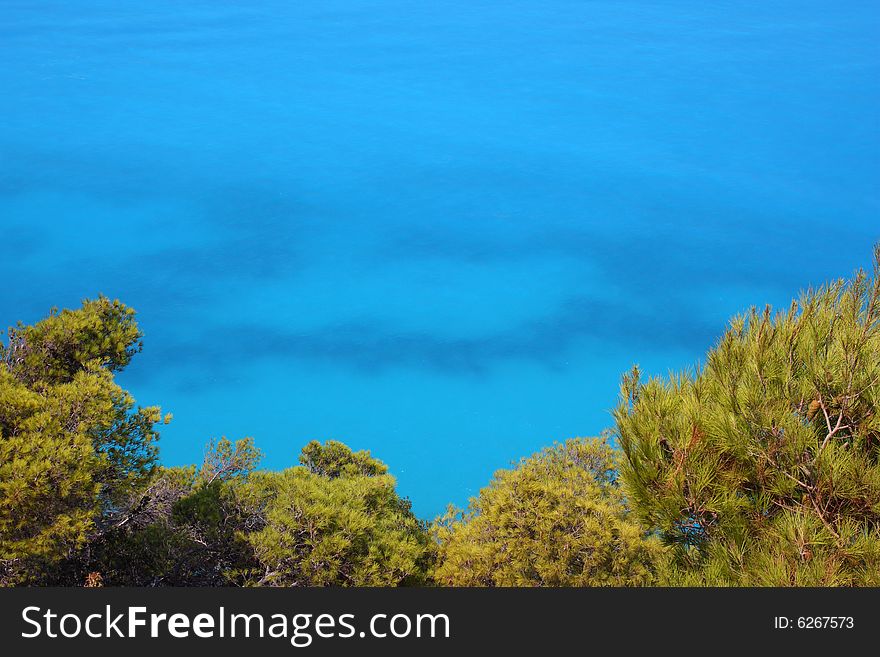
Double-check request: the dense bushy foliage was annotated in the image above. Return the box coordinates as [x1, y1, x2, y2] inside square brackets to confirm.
[50, 438, 430, 586]
[244, 441, 431, 586]
[433, 437, 663, 586]
[0, 297, 166, 585]
[0, 300, 431, 587]
[69, 437, 265, 586]
[616, 247, 880, 585]
[2, 247, 878, 587]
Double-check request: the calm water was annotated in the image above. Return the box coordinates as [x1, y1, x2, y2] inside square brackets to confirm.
[2, 1, 878, 516]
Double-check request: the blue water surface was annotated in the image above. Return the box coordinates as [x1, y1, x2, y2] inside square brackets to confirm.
[2, 1, 878, 517]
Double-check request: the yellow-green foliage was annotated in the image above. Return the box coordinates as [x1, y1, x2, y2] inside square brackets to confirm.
[76, 439, 431, 587]
[241, 441, 431, 586]
[0, 367, 103, 564]
[616, 248, 880, 586]
[433, 437, 664, 586]
[0, 297, 164, 584]
[4, 249, 880, 588]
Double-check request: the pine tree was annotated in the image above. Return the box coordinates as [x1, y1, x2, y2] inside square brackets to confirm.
[615, 246, 880, 585]
[77, 437, 264, 586]
[433, 436, 664, 586]
[0, 297, 166, 584]
[242, 441, 432, 586]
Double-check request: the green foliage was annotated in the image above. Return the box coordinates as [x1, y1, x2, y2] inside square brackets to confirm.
[244, 441, 431, 586]
[299, 439, 388, 478]
[5, 248, 880, 588]
[55, 438, 431, 587]
[201, 436, 264, 484]
[616, 247, 880, 586]
[0, 297, 164, 585]
[433, 437, 664, 586]
[78, 438, 264, 586]
[4, 296, 143, 384]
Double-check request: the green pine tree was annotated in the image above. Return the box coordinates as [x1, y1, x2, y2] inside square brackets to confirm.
[242, 441, 432, 586]
[0, 297, 167, 585]
[75, 436, 264, 586]
[433, 436, 664, 586]
[615, 246, 880, 585]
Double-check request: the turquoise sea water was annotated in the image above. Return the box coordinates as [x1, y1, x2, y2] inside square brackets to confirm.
[2, 1, 878, 517]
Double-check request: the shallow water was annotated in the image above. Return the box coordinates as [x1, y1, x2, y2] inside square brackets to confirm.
[2, 0, 878, 516]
